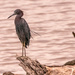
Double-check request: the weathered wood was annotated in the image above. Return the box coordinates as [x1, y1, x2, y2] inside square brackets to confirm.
[3, 72, 14, 75]
[17, 56, 75, 75]
[17, 56, 48, 75]
[3, 56, 75, 75]
[64, 60, 75, 66]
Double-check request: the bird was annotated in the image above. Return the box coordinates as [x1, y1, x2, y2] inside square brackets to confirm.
[72, 32, 75, 37]
[8, 9, 31, 56]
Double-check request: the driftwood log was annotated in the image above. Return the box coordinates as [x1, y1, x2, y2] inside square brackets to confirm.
[17, 56, 48, 75]
[3, 56, 75, 75]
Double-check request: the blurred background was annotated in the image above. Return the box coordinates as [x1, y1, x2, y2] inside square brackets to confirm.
[0, 0, 75, 75]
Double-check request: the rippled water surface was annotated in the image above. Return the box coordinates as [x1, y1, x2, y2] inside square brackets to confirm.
[0, 0, 75, 74]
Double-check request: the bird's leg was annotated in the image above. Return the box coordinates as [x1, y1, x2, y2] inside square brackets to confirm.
[24, 42, 26, 56]
[24, 47, 26, 56]
[22, 45, 24, 56]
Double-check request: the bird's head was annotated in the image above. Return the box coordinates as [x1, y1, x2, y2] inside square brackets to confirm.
[8, 9, 23, 19]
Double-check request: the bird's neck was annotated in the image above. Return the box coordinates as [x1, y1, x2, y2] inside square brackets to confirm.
[15, 12, 23, 21]
[18, 12, 23, 18]
[15, 13, 23, 25]
[15, 16, 21, 25]
[15, 16, 21, 19]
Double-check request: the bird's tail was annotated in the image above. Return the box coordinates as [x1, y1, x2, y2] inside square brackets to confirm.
[30, 30, 40, 36]
[23, 38, 30, 48]
[25, 38, 29, 48]
[72, 32, 75, 37]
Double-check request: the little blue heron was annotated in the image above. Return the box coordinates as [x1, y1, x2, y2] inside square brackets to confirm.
[8, 9, 31, 56]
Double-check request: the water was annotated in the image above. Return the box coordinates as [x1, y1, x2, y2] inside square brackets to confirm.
[0, 0, 75, 74]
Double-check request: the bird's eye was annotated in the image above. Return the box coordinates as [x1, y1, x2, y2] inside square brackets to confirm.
[14, 11, 20, 15]
[17, 12, 20, 14]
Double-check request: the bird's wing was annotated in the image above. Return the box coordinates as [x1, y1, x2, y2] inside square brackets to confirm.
[21, 18, 31, 39]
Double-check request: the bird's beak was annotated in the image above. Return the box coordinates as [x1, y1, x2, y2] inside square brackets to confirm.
[8, 13, 16, 19]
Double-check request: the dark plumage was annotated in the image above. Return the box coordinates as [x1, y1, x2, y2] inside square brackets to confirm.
[8, 9, 31, 56]
[72, 32, 75, 37]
